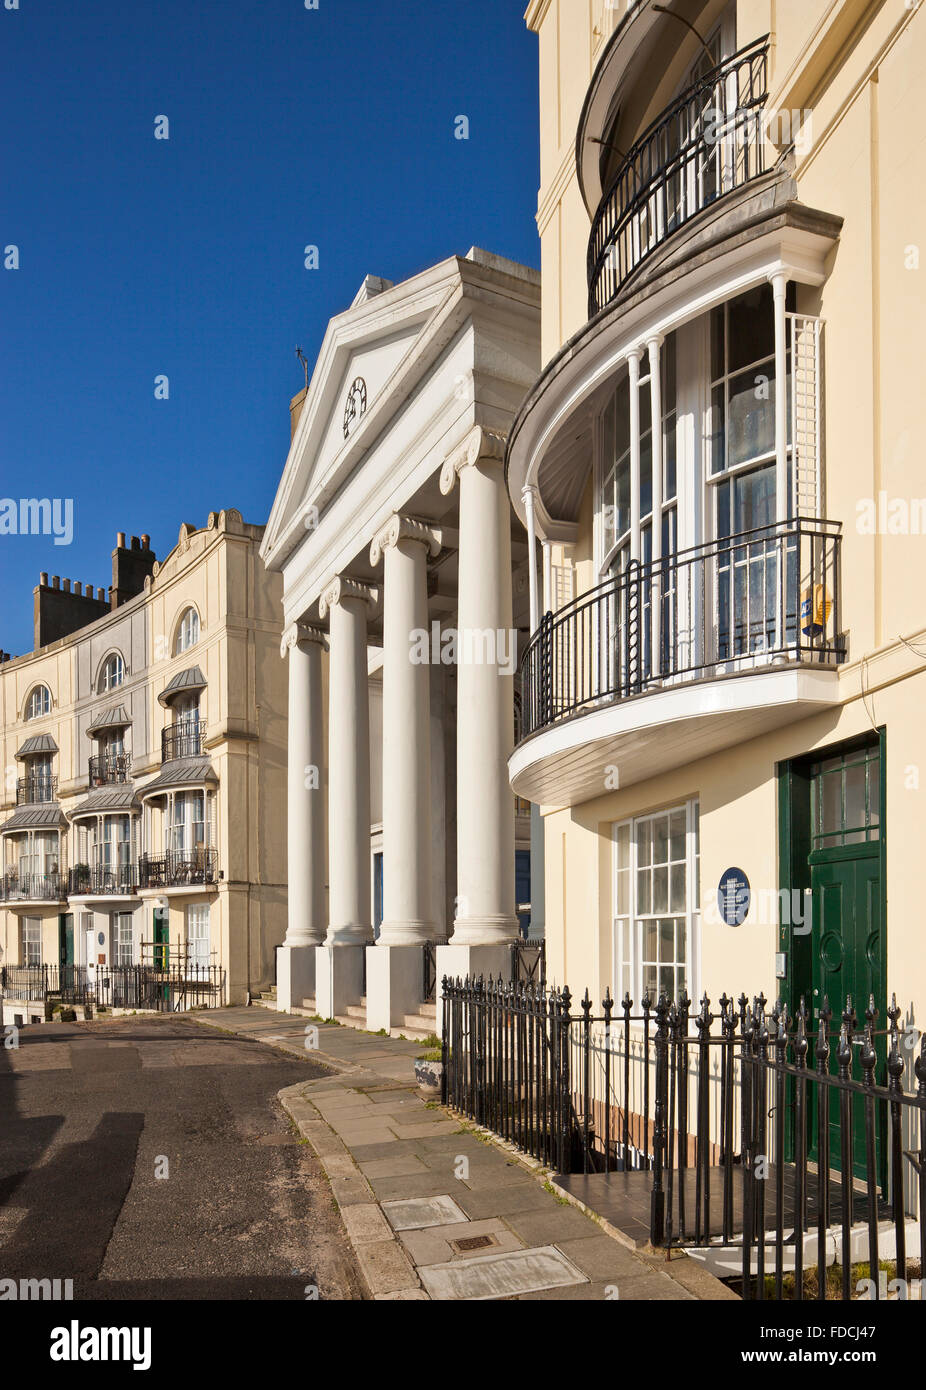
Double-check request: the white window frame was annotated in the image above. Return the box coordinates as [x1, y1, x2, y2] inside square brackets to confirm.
[175, 607, 200, 655]
[21, 918, 42, 966]
[186, 903, 210, 977]
[612, 799, 700, 1009]
[26, 686, 51, 720]
[99, 654, 125, 692]
[111, 912, 134, 966]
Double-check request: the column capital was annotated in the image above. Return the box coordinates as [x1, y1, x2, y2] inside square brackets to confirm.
[439, 425, 508, 496]
[279, 621, 327, 659]
[318, 574, 377, 619]
[369, 514, 441, 567]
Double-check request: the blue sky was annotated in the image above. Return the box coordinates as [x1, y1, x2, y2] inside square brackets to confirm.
[0, 0, 540, 656]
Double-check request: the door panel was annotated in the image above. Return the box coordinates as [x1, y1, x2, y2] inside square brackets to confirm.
[809, 847, 884, 1180]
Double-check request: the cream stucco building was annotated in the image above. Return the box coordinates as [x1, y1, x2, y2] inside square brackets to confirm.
[0, 513, 287, 1017]
[508, 0, 926, 1032]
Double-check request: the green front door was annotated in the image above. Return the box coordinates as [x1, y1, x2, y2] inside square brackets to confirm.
[153, 909, 169, 968]
[779, 734, 886, 1183]
[58, 913, 74, 990]
[809, 843, 884, 1176]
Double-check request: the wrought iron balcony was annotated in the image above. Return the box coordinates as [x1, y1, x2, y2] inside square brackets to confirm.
[587, 38, 770, 316]
[0, 871, 64, 902]
[138, 848, 217, 889]
[15, 774, 58, 805]
[517, 518, 843, 742]
[88, 752, 131, 787]
[68, 863, 138, 896]
[161, 718, 203, 763]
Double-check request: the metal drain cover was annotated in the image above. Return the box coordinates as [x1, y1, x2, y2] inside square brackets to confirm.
[450, 1234, 496, 1253]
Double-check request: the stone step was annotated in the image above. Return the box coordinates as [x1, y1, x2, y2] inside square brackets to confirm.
[334, 1010, 367, 1030]
[344, 1003, 367, 1019]
[389, 1024, 437, 1043]
[301, 998, 317, 1014]
[402, 1012, 439, 1034]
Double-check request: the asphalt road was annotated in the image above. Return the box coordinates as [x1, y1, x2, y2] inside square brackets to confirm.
[0, 1014, 363, 1300]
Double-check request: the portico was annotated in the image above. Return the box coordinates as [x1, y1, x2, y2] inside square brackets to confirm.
[261, 250, 541, 1030]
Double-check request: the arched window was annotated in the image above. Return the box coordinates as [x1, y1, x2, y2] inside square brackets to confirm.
[26, 685, 51, 720]
[174, 607, 200, 655]
[99, 653, 125, 692]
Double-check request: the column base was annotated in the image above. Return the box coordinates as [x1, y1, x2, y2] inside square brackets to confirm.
[315, 945, 365, 1020]
[376, 921, 435, 947]
[364, 944, 430, 1033]
[276, 943, 318, 1013]
[435, 943, 515, 1037]
[324, 924, 374, 947]
[447, 915, 519, 947]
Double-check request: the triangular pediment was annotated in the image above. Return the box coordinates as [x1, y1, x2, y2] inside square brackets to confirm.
[262, 257, 464, 567]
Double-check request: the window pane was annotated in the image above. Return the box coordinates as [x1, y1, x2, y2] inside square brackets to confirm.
[652, 815, 670, 865]
[642, 920, 658, 963]
[710, 305, 725, 381]
[711, 384, 725, 474]
[670, 863, 686, 912]
[727, 363, 776, 469]
[733, 464, 776, 533]
[652, 866, 668, 914]
[727, 284, 774, 373]
[658, 919, 676, 963]
[669, 809, 686, 860]
[637, 821, 652, 867]
[637, 870, 651, 914]
[844, 760, 867, 834]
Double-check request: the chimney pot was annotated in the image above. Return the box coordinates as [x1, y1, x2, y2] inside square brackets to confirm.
[117, 532, 126, 549]
[40, 572, 48, 586]
[52, 576, 60, 590]
[74, 581, 82, 595]
[97, 588, 105, 601]
[63, 578, 71, 592]
[141, 533, 150, 549]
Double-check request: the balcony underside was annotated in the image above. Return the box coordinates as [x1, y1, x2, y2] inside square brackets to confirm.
[509, 665, 840, 807]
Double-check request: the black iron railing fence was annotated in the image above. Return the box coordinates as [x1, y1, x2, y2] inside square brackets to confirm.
[441, 977, 926, 1301]
[0, 871, 64, 902]
[138, 848, 217, 888]
[518, 519, 843, 741]
[588, 37, 770, 315]
[88, 752, 131, 786]
[0, 962, 226, 1012]
[161, 718, 203, 763]
[15, 774, 57, 805]
[68, 863, 137, 896]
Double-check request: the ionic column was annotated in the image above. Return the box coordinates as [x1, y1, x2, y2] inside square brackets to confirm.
[440, 426, 518, 946]
[280, 622, 327, 948]
[319, 575, 377, 946]
[370, 515, 441, 945]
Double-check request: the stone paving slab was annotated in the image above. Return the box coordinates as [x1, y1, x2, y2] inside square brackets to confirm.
[418, 1245, 587, 1301]
[381, 1194, 469, 1231]
[195, 1007, 735, 1303]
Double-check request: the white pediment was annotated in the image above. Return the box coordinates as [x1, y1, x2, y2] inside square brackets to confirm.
[261, 257, 464, 567]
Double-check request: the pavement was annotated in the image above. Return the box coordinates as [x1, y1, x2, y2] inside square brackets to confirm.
[195, 1005, 739, 1302]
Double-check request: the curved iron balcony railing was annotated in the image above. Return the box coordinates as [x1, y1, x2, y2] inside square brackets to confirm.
[89, 752, 132, 787]
[0, 871, 64, 902]
[161, 718, 203, 763]
[139, 848, 217, 889]
[15, 774, 58, 805]
[68, 863, 137, 896]
[587, 37, 770, 317]
[517, 518, 843, 742]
